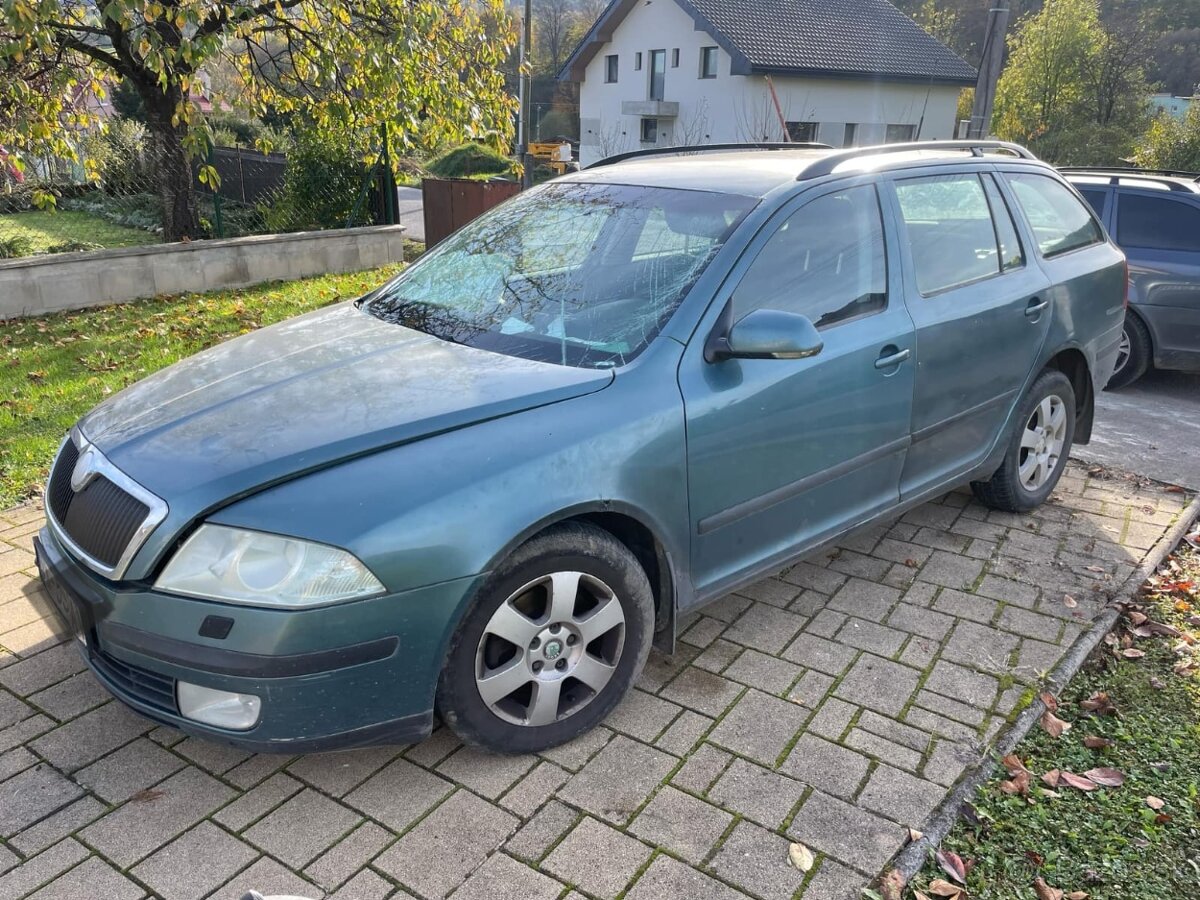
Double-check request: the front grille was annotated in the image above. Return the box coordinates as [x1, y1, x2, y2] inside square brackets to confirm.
[47, 439, 78, 523]
[90, 636, 177, 715]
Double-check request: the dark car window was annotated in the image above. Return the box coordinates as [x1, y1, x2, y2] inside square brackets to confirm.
[1117, 194, 1200, 253]
[363, 182, 756, 369]
[1077, 188, 1108, 217]
[733, 185, 887, 330]
[895, 173, 1000, 295]
[983, 174, 1025, 272]
[1006, 173, 1104, 258]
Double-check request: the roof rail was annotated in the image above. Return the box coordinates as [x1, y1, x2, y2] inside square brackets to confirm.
[1058, 166, 1200, 191]
[587, 142, 833, 169]
[797, 140, 1038, 180]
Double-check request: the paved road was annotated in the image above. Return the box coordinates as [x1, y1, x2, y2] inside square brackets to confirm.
[1073, 370, 1200, 490]
[396, 186, 424, 242]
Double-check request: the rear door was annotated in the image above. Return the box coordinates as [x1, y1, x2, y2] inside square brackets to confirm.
[885, 167, 1052, 500]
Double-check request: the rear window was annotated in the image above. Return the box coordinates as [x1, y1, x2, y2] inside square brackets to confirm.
[894, 174, 1001, 295]
[1116, 194, 1200, 253]
[1006, 173, 1104, 258]
[1077, 188, 1107, 217]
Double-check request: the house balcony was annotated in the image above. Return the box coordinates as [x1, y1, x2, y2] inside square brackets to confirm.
[621, 100, 679, 117]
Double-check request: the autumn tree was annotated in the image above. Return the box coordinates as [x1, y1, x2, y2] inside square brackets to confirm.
[0, 1, 516, 241]
[1135, 103, 1200, 172]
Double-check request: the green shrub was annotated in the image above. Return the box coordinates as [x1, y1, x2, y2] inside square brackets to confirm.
[85, 117, 157, 197]
[0, 234, 35, 258]
[42, 240, 104, 254]
[426, 142, 516, 179]
[262, 130, 370, 232]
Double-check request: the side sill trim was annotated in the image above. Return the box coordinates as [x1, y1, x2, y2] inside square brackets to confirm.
[910, 389, 1018, 444]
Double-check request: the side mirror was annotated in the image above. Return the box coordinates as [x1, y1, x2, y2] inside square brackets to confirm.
[706, 308, 824, 362]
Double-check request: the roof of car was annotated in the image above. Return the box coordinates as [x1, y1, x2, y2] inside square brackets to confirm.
[1062, 168, 1200, 195]
[566, 142, 1046, 197]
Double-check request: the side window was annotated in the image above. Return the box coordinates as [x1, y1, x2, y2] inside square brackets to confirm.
[1117, 194, 1200, 253]
[982, 174, 1024, 271]
[1077, 188, 1108, 217]
[1006, 173, 1104, 258]
[894, 174, 999, 295]
[734, 185, 887, 330]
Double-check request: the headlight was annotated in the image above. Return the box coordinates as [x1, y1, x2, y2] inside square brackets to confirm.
[155, 524, 385, 608]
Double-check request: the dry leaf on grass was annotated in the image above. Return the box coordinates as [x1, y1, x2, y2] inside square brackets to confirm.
[1033, 876, 1064, 900]
[926, 879, 964, 897]
[1041, 710, 1072, 737]
[878, 868, 905, 900]
[1082, 735, 1112, 749]
[1122, 648, 1147, 659]
[1042, 769, 1062, 788]
[787, 842, 814, 872]
[1000, 769, 1032, 797]
[1059, 771, 1100, 791]
[1083, 767, 1126, 787]
[1146, 796, 1165, 810]
[935, 848, 968, 885]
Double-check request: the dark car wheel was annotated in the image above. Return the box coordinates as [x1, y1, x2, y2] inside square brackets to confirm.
[436, 522, 654, 754]
[1105, 312, 1152, 390]
[972, 369, 1076, 513]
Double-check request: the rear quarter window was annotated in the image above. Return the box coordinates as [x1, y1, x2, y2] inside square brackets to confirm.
[1006, 173, 1104, 258]
[894, 173, 1001, 296]
[1116, 194, 1200, 253]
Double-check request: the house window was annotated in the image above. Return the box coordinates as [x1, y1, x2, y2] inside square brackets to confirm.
[786, 121, 819, 142]
[634, 52, 643, 71]
[641, 117, 658, 143]
[605, 55, 619, 83]
[649, 49, 666, 101]
[700, 46, 718, 79]
[671, 48, 680, 68]
[886, 123, 916, 142]
[843, 123, 859, 147]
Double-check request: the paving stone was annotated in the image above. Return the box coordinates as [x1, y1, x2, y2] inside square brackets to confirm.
[655, 708, 714, 755]
[26, 672, 110, 721]
[671, 742, 731, 794]
[375, 790, 517, 899]
[0, 764, 83, 838]
[701, 594, 754, 623]
[941, 619, 1019, 674]
[856, 710, 932, 753]
[74, 738, 185, 804]
[543, 816, 652, 899]
[223, 754, 293, 791]
[304, 821, 392, 891]
[950, 518, 1008, 543]
[781, 734, 869, 799]
[28, 702, 151, 773]
[788, 669, 834, 709]
[923, 740, 980, 788]
[0, 839, 89, 900]
[827, 579, 901, 622]
[781, 562, 846, 595]
[681, 616, 726, 648]
[327, 869, 395, 900]
[0, 714, 53, 754]
[735, 578, 800, 609]
[834, 654, 920, 716]
[26, 855, 145, 900]
[782, 633, 858, 676]
[918, 551, 983, 590]
[932, 588, 999, 624]
[899, 636, 939, 669]
[3, 618, 62, 657]
[872, 538, 933, 567]
[659, 666, 743, 719]
[245, 787, 361, 868]
[902, 504, 960, 530]
[911, 527, 971, 554]
[837, 523, 888, 555]
[636, 643, 699, 692]
[436, 747, 536, 800]
[709, 819, 805, 900]
[536, 724, 612, 772]
[885, 602, 955, 641]
[857, 765, 945, 826]
[0, 846, 14, 878]
[844, 728, 923, 773]
[826, 549, 892, 581]
[806, 698, 856, 740]
[344, 756, 454, 832]
[213, 772, 304, 832]
[914, 690, 987, 727]
[802, 857, 868, 900]
[146, 725, 186, 748]
[708, 758, 806, 829]
[720, 603, 805, 654]
[286, 747, 398, 797]
[788, 791, 906, 875]
[131, 821, 257, 900]
[559, 735, 676, 826]
[0, 746, 35, 782]
[450, 851, 563, 900]
[80, 767, 235, 867]
[790, 590, 832, 617]
[835, 618, 907, 656]
[173, 737, 251, 775]
[210, 856, 320, 900]
[723, 649, 802, 695]
[804, 609, 847, 639]
[904, 707, 978, 745]
[500, 760, 570, 817]
[693, 639, 742, 674]
[9, 796, 105, 856]
[0, 645, 85, 697]
[630, 785, 732, 863]
[603, 688, 682, 743]
[923, 660, 999, 709]
[625, 855, 745, 900]
[998, 605, 1064, 641]
[1016, 638, 1065, 678]
[505, 800, 578, 863]
[404, 725, 461, 768]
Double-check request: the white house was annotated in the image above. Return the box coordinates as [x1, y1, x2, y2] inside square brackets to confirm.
[559, 0, 978, 167]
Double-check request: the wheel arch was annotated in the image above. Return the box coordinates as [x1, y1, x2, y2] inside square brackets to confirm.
[1044, 346, 1094, 445]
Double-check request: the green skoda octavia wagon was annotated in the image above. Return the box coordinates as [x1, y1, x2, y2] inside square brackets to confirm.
[36, 141, 1126, 753]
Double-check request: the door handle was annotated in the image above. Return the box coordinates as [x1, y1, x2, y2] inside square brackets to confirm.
[1025, 298, 1050, 317]
[874, 348, 911, 369]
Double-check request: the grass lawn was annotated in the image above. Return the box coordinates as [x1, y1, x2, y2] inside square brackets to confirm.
[912, 536, 1200, 900]
[0, 263, 404, 508]
[0, 209, 158, 255]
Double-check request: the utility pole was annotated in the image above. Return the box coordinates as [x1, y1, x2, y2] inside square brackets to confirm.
[968, 0, 1010, 139]
[519, 0, 534, 188]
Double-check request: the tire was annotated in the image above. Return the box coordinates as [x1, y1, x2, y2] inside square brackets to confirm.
[1105, 312, 1152, 390]
[972, 369, 1076, 513]
[436, 522, 654, 754]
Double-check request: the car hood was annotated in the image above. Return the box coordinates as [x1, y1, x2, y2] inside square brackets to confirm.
[81, 302, 613, 503]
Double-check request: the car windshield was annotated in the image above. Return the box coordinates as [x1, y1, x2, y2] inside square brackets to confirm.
[361, 181, 757, 368]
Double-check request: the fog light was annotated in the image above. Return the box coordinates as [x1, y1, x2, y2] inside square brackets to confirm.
[177, 682, 261, 731]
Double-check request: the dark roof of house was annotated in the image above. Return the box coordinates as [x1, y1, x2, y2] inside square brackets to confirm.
[559, 0, 978, 86]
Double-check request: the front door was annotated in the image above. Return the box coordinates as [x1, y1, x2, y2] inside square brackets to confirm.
[678, 182, 916, 602]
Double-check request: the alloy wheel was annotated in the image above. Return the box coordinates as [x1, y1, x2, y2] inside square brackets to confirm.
[1018, 394, 1067, 491]
[1113, 329, 1131, 375]
[474, 571, 626, 727]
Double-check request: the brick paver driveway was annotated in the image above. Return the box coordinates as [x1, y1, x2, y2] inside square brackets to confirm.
[0, 464, 1190, 900]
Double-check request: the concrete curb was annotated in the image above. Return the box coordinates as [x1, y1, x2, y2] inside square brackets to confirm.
[884, 489, 1200, 888]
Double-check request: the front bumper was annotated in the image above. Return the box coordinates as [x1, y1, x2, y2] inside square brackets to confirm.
[34, 527, 481, 752]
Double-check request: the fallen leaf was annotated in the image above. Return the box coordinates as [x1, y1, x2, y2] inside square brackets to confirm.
[914, 892, 934, 900]
[878, 868, 905, 900]
[1041, 788, 1062, 798]
[927, 879, 964, 897]
[1002, 754, 1030, 775]
[1155, 813, 1172, 825]
[1040, 692, 1059, 712]
[1034, 876, 1065, 900]
[1150, 676, 1166, 689]
[1085, 565, 1105, 573]
[1082, 735, 1112, 749]
[787, 842, 814, 872]
[905, 558, 919, 568]
[1000, 769, 1031, 797]
[1146, 796, 1165, 810]
[1083, 767, 1125, 787]
[1128, 610, 1148, 625]
[935, 848, 968, 885]
[129, 788, 165, 803]
[1066, 892, 1090, 899]
[1165, 485, 1185, 493]
[1060, 771, 1100, 791]
[1063, 594, 1078, 608]
[1041, 710, 1072, 737]
[909, 828, 924, 843]
[1122, 648, 1146, 659]
[1042, 769, 1062, 788]
[1148, 621, 1182, 637]
[1025, 849, 1045, 867]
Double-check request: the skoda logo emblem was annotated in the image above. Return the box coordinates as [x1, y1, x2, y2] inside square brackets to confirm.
[543, 639, 564, 660]
[70, 448, 101, 493]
